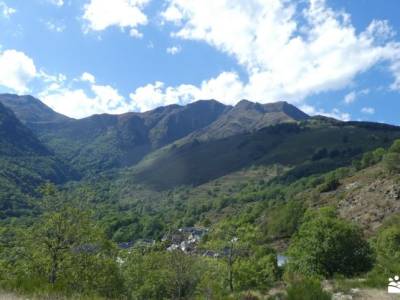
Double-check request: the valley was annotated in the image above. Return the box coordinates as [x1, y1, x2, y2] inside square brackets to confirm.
[0, 94, 400, 299]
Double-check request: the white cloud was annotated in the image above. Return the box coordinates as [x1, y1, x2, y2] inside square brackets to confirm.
[166, 46, 181, 55]
[48, 0, 64, 6]
[390, 57, 400, 91]
[129, 72, 244, 112]
[80, 72, 96, 84]
[45, 21, 66, 32]
[39, 73, 133, 118]
[83, 0, 150, 37]
[344, 91, 356, 104]
[129, 28, 143, 38]
[300, 104, 351, 121]
[0, 50, 37, 93]
[157, 0, 400, 109]
[344, 88, 369, 104]
[0, 1, 16, 18]
[361, 107, 375, 114]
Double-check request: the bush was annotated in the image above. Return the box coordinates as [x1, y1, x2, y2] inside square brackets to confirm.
[372, 148, 386, 163]
[361, 152, 375, 169]
[383, 152, 400, 174]
[234, 254, 278, 291]
[286, 278, 331, 300]
[367, 216, 400, 287]
[389, 139, 400, 153]
[264, 201, 305, 240]
[318, 174, 340, 193]
[286, 207, 374, 278]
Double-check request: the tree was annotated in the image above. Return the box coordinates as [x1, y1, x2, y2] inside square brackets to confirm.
[23, 186, 124, 297]
[368, 215, 400, 286]
[361, 152, 375, 168]
[318, 173, 340, 193]
[167, 250, 200, 299]
[123, 249, 201, 300]
[264, 200, 305, 240]
[389, 139, 400, 153]
[123, 251, 170, 299]
[286, 207, 373, 278]
[205, 222, 278, 293]
[30, 206, 98, 285]
[372, 148, 386, 163]
[383, 152, 400, 174]
[234, 253, 278, 291]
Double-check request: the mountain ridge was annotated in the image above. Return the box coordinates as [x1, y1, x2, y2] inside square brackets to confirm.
[0, 95, 310, 176]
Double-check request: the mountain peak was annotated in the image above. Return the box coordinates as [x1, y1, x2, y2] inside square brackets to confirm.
[0, 94, 70, 125]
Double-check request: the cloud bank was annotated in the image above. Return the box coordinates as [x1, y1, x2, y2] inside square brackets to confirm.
[129, 0, 399, 111]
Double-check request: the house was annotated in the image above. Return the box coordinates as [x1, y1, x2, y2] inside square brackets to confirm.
[165, 227, 208, 253]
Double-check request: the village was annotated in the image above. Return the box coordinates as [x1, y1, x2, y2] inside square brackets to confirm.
[118, 227, 222, 258]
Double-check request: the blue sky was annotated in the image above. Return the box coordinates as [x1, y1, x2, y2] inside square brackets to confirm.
[0, 0, 399, 124]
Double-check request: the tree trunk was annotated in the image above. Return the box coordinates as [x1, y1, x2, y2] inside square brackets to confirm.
[228, 244, 234, 292]
[49, 251, 58, 284]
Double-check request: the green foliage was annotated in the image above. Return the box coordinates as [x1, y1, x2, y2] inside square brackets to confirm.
[383, 152, 400, 174]
[286, 207, 373, 278]
[383, 139, 400, 174]
[263, 200, 305, 240]
[27, 206, 123, 297]
[318, 175, 340, 193]
[389, 139, 400, 153]
[286, 278, 331, 300]
[372, 147, 386, 163]
[123, 250, 204, 299]
[0, 187, 124, 298]
[234, 253, 278, 292]
[367, 214, 400, 287]
[361, 152, 375, 169]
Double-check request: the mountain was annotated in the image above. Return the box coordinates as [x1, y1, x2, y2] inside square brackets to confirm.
[17, 99, 229, 175]
[3, 92, 400, 260]
[192, 100, 309, 141]
[0, 102, 77, 217]
[0, 96, 309, 176]
[130, 118, 400, 189]
[0, 94, 70, 125]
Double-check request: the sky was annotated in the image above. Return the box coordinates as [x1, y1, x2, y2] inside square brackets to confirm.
[0, 0, 399, 124]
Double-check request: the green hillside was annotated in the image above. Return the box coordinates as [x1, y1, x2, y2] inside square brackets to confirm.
[130, 117, 400, 189]
[0, 102, 77, 218]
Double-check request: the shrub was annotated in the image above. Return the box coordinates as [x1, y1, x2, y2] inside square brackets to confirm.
[286, 278, 331, 300]
[389, 139, 400, 153]
[372, 147, 386, 163]
[286, 207, 374, 278]
[383, 152, 400, 174]
[318, 174, 340, 193]
[367, 216, 400, 287]
[361, 152, 375, 168]
[265, 201, 305, 240]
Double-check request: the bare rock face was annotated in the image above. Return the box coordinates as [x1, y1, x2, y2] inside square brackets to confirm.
[335, 168, 400, 234]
